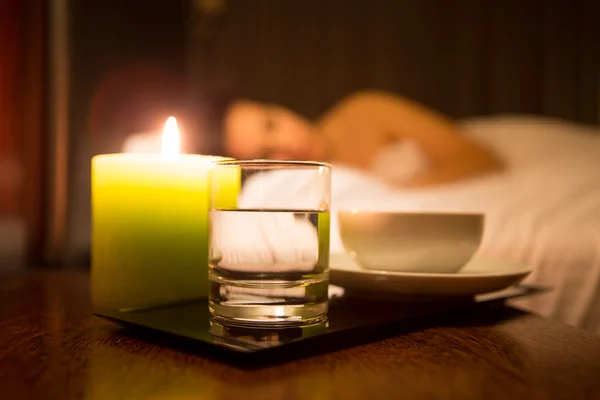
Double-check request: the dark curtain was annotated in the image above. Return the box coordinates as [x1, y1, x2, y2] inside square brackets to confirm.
[0, 0, 46, 266]
[187, 0, 599, 137]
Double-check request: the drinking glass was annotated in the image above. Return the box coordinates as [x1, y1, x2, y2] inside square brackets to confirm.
[208, 160, 332, 325]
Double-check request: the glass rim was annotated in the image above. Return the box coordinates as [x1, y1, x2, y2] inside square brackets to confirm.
[212, 159, 332, 169]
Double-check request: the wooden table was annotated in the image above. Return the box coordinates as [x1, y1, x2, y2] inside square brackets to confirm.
[2, 271, 600, 400]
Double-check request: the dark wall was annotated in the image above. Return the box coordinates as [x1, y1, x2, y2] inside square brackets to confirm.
[187, 0, 599, 126]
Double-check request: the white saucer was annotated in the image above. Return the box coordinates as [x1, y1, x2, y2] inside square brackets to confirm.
[329, 253, 531, 298]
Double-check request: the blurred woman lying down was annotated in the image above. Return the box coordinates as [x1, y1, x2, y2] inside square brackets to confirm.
[224, 90, 503, 188]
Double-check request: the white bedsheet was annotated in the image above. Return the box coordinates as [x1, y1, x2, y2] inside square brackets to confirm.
[458, 116, 600, 331]
[327, 163, 600, 332]
[236, 115, 600, 331]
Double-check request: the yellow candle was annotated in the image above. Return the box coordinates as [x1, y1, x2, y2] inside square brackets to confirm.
[91, 118, 239, 311]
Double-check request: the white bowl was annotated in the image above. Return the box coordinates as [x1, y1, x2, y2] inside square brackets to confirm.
[337, 211, 484, 273]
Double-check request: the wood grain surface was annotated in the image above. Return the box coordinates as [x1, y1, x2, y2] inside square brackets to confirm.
[1, 270, 600, 400]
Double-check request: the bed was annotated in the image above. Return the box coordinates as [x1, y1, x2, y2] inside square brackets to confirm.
[235, 115, 600, 332]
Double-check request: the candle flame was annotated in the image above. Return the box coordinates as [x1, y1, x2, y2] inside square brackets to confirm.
[162, 116, 180, 157]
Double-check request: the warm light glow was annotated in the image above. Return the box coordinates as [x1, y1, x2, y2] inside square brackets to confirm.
[162, 116, 180, 157]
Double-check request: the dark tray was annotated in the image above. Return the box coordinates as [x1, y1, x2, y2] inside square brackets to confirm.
[94, 285, 546, 367]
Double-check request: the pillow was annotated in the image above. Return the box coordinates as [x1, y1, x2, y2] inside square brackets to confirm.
[459, 115, 600, 169]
